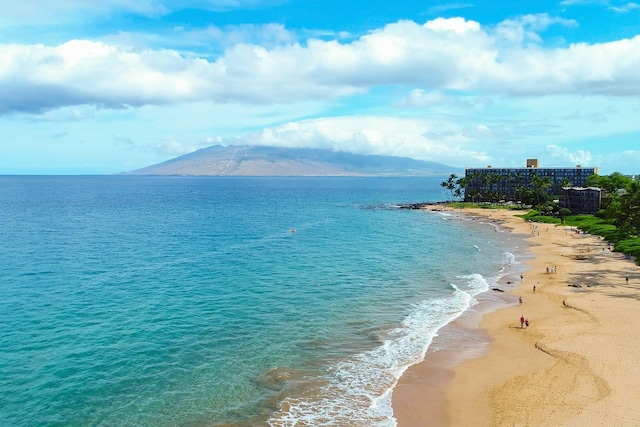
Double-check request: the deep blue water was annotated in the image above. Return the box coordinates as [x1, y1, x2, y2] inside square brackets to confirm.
[0, 176, 520, 426]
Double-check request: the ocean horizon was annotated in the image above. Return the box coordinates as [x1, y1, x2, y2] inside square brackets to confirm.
[0, 176, 525, 426]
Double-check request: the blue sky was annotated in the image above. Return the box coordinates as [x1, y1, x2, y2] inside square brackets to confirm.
[1, 0, 639, 174]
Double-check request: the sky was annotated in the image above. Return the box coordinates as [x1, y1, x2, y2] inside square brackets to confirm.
[1, 0, 640, 175]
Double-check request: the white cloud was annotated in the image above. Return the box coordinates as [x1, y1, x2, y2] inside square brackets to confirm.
[224, 115, 492, 167]
[493, 13, 578, 45]
[151, 137, 205, 156]
[100, 23, 297, 56]
[609, 2, 640, 12]
[546, 144, 593, 165]
[173, 23, 297, 49]
[423, 17, 481, 34]
[2, 16, 640, 115]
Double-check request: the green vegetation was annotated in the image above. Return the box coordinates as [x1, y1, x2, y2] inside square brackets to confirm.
[441, 171, 566, 210]
[516, 172, 640, 262]
[442, 171, 640, 263]
[440, 173, 468, 202]
[517, 210, 562, 224]
[584, 172, 639, 237]
[448, 201, 522, 210]
[616, 239, 640, 259]
[586, 171, 632, 193]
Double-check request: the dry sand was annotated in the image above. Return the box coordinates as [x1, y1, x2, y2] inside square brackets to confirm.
[393, 207, 640, 426]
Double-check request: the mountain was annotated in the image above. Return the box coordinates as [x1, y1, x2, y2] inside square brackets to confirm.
[126, 145, 458, 176]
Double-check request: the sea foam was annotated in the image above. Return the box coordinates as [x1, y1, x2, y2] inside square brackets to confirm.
[268, 273, 495, 426]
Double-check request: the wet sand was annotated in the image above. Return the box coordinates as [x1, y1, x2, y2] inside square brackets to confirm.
[393, 207, 640, 426]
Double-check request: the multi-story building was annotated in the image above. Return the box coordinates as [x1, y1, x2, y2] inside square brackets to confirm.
[464, 159, 598, 206]
[561, 187, 602, 215]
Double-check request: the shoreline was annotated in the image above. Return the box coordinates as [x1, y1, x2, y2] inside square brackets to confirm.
[392, 206, 531, 426]
[393, 207, 640, 426]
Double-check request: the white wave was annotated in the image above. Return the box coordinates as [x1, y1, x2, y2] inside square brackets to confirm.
[268, 277, 490, 427]
[503, 251, 518, 266]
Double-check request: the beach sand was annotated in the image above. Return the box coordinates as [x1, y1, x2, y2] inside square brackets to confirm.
[392, 207, 640, 426]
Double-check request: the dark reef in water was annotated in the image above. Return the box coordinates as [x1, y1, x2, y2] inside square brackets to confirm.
[397, 201, 447, 210]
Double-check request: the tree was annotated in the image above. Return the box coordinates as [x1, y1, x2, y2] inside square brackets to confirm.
[440, 173, 458, 202]
[591, 172, 639, 238]
[559, 177, 572, 188]
[558, 208, 572, 223]
[610, 172, 633, 193]
[615, 180, 640, 237]
[586, 172, 632, 193]
[469, 189, 483, 204]
[454, 176, 467, 200]
[516, 184, 534, 206]
[529, 173, 553, 208]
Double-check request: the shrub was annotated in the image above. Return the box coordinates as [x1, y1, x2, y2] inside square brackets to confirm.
[517, 210, 561, 224]
[616, 238, 640, 261]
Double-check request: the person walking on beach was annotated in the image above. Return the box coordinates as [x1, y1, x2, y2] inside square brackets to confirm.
[520, 273, 524, 282]
[520, 315, 525, 328]
[626, 275, 629, 285]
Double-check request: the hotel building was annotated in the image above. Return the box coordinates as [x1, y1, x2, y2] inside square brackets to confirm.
[464, 159, 599, 210]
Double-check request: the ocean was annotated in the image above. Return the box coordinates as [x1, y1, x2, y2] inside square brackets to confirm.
[0, 176, 524, 426]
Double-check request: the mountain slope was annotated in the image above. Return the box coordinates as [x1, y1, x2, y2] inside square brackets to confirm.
[126, 145, 458, 176]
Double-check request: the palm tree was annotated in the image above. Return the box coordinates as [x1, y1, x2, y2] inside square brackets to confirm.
[615, 180, 640, 237]
[530, 173, 553, 208]
[440, 173, 458, 202]
[454, 176, 467, 201]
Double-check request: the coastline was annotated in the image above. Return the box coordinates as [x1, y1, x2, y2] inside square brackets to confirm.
[393, 207, 640, 426]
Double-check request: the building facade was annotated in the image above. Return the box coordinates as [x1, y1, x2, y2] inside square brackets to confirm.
[464, 159, 598, 207]
[560, 187, 602, 215]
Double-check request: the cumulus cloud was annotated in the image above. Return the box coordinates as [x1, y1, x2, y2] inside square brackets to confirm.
[493, 13, 578, 45]
[223, 116, 492, 166]
[546, 144, 593, 165]
[2, 16, 640, 114]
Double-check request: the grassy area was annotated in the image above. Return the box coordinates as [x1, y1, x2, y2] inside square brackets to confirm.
[447, 202, 525, 210]
[518, 210, 639, 263]
[440, 204, 639, 262]
[517, 211, 562, 224]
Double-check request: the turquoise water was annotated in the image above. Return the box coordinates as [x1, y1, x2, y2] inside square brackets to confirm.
[0, 176, 521, 426]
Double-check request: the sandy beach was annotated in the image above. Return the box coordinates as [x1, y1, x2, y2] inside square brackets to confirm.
[393, 207, 640, 426]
